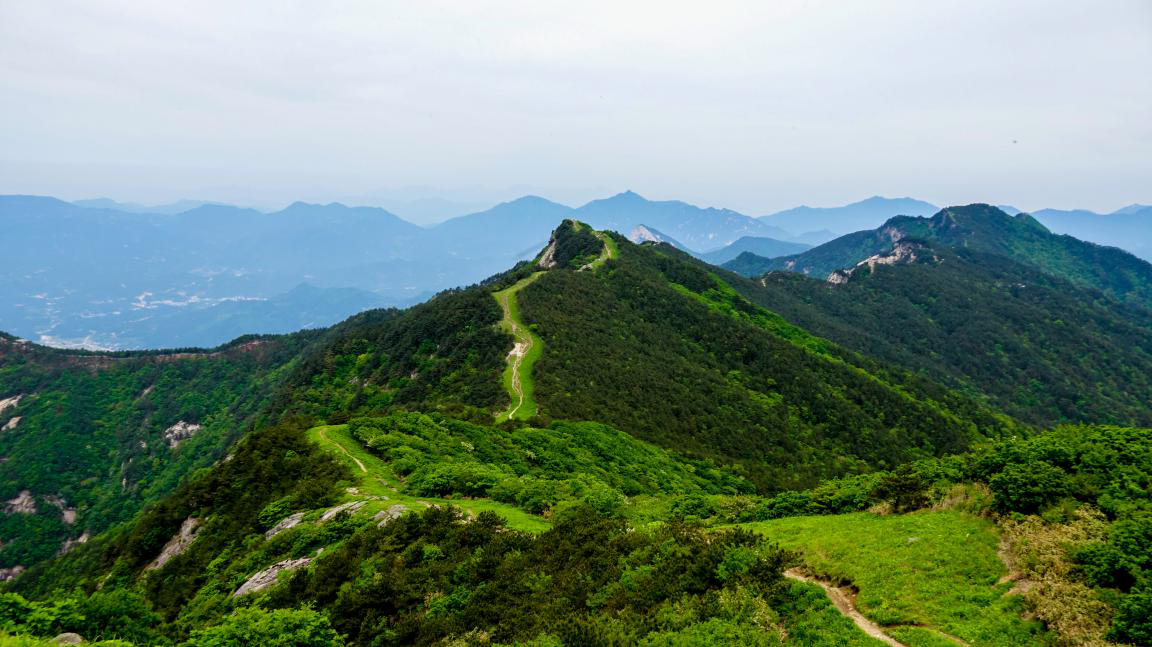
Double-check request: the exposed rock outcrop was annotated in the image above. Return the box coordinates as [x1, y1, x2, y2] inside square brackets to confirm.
[0, 394, 22, 414]
[826, 240, 939, 284]
[146, 517, 200, 570]
[233, 556, 313, 596]
[163, 421, 202, 449]
[44, 495, 77, 523]
[319, 501, 366, 522]
[0, 565, 25, 581]
[4, 490, 36, 515]
[59, 531, 90, 555]
[537, 237, 559, 268]
[1, 416, 20, 432]
[52, 633, 85, 645]
[264, 511, 305, 539]
[374, 504, 409, 527]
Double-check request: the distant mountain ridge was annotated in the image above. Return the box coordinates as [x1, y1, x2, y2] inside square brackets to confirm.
[761, 196, 939, 235]
[1031, 205, 1152, 261]
[734, 242, 1152, 427]
[726, 204, 1152, 310]
[698, 236, 811, 265]
[3, 193, 1147, 349]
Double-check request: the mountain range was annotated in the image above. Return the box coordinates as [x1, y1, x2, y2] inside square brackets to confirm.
[727, 204, 1152, 310]
[2, 193, 1148, 351]
[1, 207, 1151, 644]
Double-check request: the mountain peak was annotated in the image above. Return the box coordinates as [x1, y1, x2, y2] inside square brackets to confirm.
[537, 219, 609, 269]
[607, 190, 647, 203]
[1112, 203, 1150, 216]
[501, 195, 562, 209]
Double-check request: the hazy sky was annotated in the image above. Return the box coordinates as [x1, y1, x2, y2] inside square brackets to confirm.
[1, 0, 1149, 215]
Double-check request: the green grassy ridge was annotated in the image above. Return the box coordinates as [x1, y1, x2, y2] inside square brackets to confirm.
[307, 424, 550, 532]
[493, 272, 545, 422]
[739, 510, 1048, 646]
[492, 226, 616, 422]
[340, 413, 752, 515]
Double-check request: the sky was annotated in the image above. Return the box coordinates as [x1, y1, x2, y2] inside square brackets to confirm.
[1, 0, 1149, 218]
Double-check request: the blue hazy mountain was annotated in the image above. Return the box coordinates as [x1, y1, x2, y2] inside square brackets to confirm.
[74, 197, 226, 215]
[761, 196, 939, 235]
[576, 191, 792, 250]
[787, 229, 839, 246]
[1032, 206, 1152, 261]
[699, 236, 811, 265]
[431, 195, 576, 258]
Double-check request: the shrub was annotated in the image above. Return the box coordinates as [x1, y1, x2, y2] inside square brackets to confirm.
[182, 606, 342, 646]
[989, 461, 1069, 513]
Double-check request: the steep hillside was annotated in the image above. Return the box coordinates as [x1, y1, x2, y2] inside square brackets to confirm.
[726, 243, 1152, 426]
[731, 204, 1152, 309]
[0, 332, 313, 576]
[259, 223, 1010, 491]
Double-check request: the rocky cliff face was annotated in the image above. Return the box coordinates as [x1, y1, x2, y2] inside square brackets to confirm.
[826, 240, 940, 284]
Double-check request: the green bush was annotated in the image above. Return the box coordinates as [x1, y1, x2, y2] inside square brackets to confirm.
[183, 606, 341, 646]
[988, 461, 1069, 513]
[1109, 585, 1152, 645]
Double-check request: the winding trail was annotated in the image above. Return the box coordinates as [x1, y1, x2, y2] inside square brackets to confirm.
[785, 569, 905, 647]
[317, 426, 366, 473]
[492, 230, 617, 422]
[579, 231, 618, 270]
[493, 273, 545, 422]
[784, 569, 971, 646]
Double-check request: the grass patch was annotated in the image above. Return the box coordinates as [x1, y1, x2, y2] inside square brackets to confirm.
[306, 425, 550, 532]
[740, 510, 1050, 646]
[778, 581, 891, 645]
[493, 272, 545, 422]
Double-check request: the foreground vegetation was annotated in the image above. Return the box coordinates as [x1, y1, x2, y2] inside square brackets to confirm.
[744, 510, 1045, 646]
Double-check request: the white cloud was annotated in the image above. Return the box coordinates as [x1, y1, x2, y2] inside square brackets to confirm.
[0, 0, 1149, 213]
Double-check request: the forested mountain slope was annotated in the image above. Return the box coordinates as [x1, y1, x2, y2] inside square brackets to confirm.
[260, 222, 1010, 491]
[723, 243, 1152, 427]
[728, 204, 1152, 310]
[0, 332, 313, 575]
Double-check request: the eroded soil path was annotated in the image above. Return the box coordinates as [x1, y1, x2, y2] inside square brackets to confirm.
[784, 569, 973, 646]
[318, 426, 366, 473]
[785, 568, 906, 646]
[493, 273, 544, 422]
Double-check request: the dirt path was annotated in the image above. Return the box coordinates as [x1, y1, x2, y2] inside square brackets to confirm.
[784, 569, 972, 646]
[785, 569, 905, 647]
[579, 232, 617, 271]
[318, 427, 366, 473]
[499, 291, 532, 419]
[493, 273, 544, 422]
